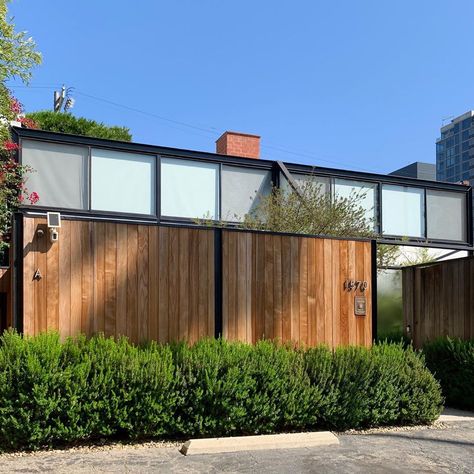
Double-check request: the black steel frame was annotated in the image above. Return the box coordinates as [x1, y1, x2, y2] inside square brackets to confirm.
[371, 240, 378, 340]
[11, 126, 474, 251]
[11, 213, 23, 333]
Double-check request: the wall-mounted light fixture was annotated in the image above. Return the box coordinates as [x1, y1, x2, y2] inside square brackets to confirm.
[47, 212, 61, 243]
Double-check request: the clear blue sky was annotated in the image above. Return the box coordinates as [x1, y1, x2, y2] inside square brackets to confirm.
[7, 0, 474, 174]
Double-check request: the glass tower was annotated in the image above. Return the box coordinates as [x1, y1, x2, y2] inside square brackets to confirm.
[436, 111, 474, 185]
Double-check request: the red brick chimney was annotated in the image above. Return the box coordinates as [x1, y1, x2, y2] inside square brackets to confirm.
[216, 131, 260, 159]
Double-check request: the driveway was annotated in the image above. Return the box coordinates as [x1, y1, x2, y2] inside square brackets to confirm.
[1, 410, 473, 473]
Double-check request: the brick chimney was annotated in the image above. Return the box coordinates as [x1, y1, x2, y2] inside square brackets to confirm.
[216, 131, 260, 159]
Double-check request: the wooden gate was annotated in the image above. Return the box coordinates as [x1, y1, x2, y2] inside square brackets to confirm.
[402, 257, 474, 347]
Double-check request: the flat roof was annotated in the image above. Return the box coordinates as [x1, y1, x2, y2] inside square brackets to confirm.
[440, 110, 474, 133]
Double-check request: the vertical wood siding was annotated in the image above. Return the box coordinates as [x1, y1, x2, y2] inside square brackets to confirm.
[22, 217, 373, 347]
[403, 257, 474, 347]
[222, 231, 373, 347]
[22, 217, 215, 343]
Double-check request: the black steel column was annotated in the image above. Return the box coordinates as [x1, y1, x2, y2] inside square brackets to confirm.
[214, 227, 223, 338]
[371, 239, 378, 342]
[12, 212, 23, 333]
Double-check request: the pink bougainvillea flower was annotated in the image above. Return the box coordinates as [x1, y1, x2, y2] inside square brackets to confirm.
[28, 192, 39, 205]
[18, 116, 38, 129]
[3, 141, 19, 152]
[9, 97, 23, 115]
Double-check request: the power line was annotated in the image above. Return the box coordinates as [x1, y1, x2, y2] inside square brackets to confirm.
[6, 84, 62, 89]
[75, 90, 220, 136]
[8, 83, 389, 174]
[261, 143, 386, 174]
[75, 90, 386, 172]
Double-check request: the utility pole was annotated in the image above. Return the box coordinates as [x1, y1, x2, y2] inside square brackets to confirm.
[53, 85, 75, 112]
[53, 85, 65, 112]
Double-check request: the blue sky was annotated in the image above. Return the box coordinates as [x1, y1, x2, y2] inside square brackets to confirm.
[7, 0, 474, 174]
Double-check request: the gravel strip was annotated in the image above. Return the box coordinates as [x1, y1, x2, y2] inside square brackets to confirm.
[0, 421, 449, 458]
[339, 420, 448, 435]
[0, 439, 181, 459]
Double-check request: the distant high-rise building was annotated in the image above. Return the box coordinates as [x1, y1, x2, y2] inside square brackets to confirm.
[436, 111, 474, 184]
[390, 162, 436, 181]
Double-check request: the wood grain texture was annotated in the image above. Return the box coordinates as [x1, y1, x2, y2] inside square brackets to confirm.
[21, 217, 372, 347]
[222, 231, 373, 347]
[22, 217, 215, 343]
[403, 257, 474, 347]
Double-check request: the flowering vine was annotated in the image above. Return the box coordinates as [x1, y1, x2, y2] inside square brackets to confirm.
[0, 93, 39, 253]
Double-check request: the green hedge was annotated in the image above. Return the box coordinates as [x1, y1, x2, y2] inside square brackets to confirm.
[423, 337, 474, 411]
[0, 332, 443, 451]
[25, 111, 132, 141]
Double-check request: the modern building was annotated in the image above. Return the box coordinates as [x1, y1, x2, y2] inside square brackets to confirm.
[436, 110, 474, 184]
[390, 162, 436, 181]
[0, 127, 472, 346]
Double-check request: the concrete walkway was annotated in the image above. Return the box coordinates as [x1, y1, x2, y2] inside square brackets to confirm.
[0, 410, 473, 473]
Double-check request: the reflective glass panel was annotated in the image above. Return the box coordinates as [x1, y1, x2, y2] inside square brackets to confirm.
[426, 190, 466, 241]
[334, 179, 377, 229]
[222, 166, 271, 221]
[161, 158, 219, 219]
[382, 185, 424, 237]
[92, 148, 156, 215]
[22, 139, 88, 209]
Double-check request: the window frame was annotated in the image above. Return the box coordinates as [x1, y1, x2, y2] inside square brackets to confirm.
[14, 130, 473, 250]
[159, 156, 222, 222]
[90, 147, 158, 217]
[220, 163, 273, 223]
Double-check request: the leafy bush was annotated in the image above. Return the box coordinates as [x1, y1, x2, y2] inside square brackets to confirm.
[171, 339, 315, 436]
[25, 111, 132, 141]
[0, 332, 443, 452]
[423, 337, 474, 410]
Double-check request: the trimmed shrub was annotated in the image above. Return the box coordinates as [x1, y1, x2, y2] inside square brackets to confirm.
[25, 111, 132, 141]
[0, 332, 176, 450]
[171, 339, 315, 437]
[0, 331, 443, 452]
[423, 337, 474, 410]
[304, 343, 443, 429]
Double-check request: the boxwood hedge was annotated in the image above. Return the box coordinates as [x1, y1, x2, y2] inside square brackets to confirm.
[0, 331, 443, 451]
[423, 337, 474, 411]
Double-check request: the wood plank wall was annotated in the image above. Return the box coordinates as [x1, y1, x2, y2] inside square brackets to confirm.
[22, 217, 215, 343]
[403, 257, 474, 347]
[22, 217, 373, 347]
[222, 231, 373, 347]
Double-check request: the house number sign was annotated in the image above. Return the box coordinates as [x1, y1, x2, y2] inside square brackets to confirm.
[343, 280, 368, 292]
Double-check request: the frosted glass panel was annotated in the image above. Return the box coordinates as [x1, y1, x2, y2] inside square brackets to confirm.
[280, 172, 330, 195]
[377, 270, 403, 340]
[21, 139, 88, 209]
[382, 185, 424, 237]
[161, 158, 219, 219]
[427, 190, 466, 241]
[335, 179, 377, 229]
[222, 166, 271, 221]
[91, 149, 156, 215]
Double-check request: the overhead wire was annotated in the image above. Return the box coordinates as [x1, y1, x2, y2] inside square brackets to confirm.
[7, 83, 389, 174]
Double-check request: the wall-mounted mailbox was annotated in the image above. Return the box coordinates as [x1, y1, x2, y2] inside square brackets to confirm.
[354, 296, 366, 316]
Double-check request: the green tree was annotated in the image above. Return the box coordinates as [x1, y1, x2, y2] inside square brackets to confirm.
[0, 0, 41, 251]
[240, 179, 374, 239]
[206, 176, 402, 269]
[25, 110, 132, 142]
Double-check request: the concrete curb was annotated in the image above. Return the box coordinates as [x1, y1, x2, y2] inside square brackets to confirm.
[180, 431, 339, 455]
[439, 408, 474, 422]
